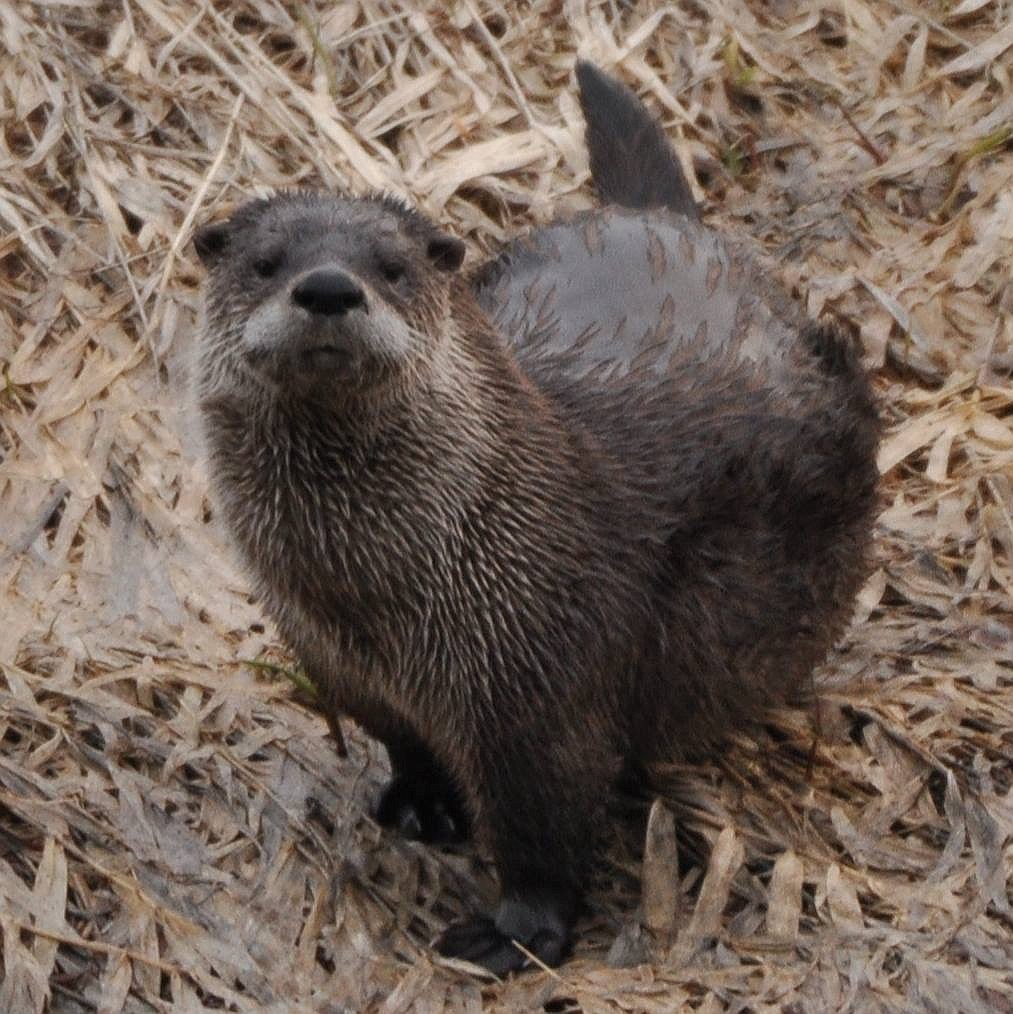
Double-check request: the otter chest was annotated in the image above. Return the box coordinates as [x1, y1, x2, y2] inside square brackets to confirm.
[216, 421, 487, 667]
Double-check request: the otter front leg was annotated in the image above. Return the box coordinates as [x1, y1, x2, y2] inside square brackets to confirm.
[377, 733, 471, 845]
[435, 732, 614, 975]
[326, 690, 471, 845]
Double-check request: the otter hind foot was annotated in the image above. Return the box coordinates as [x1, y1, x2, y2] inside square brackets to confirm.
[435, 895, 572, 976]
[375, 774, 470, 845]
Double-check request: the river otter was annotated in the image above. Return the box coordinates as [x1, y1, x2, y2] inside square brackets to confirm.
[193, 62, 879, 975]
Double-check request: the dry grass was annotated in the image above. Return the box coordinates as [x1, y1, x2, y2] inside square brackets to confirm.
[1, 1, 1012, 1011]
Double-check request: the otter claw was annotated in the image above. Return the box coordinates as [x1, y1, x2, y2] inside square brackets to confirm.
[375, 775, 469, 844]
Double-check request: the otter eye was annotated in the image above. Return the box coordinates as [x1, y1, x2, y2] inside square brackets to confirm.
[379, 260, 405, 284]
[254, 255, 281, 279]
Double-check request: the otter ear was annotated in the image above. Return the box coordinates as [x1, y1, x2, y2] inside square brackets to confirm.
[193, 221, 232, 265]
[426, 234, 466, 273]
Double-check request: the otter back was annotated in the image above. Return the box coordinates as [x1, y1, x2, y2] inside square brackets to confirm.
[475, 208, 804, 392]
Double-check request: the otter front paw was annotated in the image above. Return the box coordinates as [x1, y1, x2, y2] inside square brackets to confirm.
[434, 897, 572, 975]
[375, 775, 469, 845]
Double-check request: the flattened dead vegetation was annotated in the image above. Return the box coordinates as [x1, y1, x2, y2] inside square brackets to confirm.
[1, 1, 1010, 1011]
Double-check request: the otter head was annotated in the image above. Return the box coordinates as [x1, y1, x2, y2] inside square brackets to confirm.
[193, 192, 466, 406]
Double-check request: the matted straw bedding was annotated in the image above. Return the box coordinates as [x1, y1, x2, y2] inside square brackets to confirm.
[1, 1, 1011, 1010]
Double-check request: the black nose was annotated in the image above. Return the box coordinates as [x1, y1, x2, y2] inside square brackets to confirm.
[291, 270, 367, 316]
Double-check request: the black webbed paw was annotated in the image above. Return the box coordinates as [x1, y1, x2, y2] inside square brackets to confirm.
[375, 774, 470, 845]
[434, 896, 572, 976]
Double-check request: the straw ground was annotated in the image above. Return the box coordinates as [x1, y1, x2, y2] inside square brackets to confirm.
[1, 1, 1011, 1011]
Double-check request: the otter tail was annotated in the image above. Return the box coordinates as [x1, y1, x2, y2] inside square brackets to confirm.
[576, 61, 698, 219]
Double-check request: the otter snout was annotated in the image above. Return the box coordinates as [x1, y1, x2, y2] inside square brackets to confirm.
[292, 269, 367, 316]
[236, 259, 415, 386]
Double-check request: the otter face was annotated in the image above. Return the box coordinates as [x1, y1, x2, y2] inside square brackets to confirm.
[193, 192, 465, 403]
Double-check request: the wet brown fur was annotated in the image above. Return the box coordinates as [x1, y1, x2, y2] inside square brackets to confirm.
[194, 63, 880, 973]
